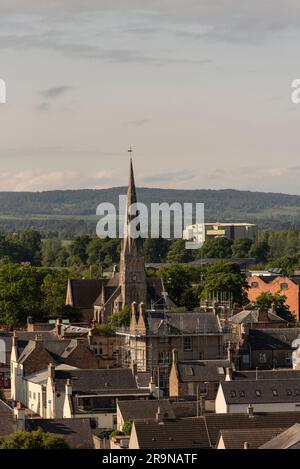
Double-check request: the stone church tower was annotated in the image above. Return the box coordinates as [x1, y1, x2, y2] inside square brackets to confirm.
[119, 159, 147, 308]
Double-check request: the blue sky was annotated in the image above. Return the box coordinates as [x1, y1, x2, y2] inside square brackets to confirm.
[1, 0, 300, 193]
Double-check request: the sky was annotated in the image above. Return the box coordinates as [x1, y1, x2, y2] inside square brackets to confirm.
[1, 0, 300, 193]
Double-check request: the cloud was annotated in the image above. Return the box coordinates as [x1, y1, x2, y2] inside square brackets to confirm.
[40, 85, 72, 99]
[0, 169, 116, 191]
[125, 119, 151, 127]
[141, 170, 195, 185]
[35, 102, 51, 112]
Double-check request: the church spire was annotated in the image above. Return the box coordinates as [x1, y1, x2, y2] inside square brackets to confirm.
[118, 155, 147, 309]
[127, 157, 137, 215]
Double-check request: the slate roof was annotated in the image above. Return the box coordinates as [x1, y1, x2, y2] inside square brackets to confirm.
[177, 359, 229, 383]
[218, 427, 284, 449]
[220, 379, 300, 404]
[18, 338, 92, 365]
[68, 279, 104, 309]
[203, 411, 300, 447]
[132, 418, 210, 449]
[0, 400, 14, 437]
[26, 418, 94, 449]
[245, 329, 292, 350]
[170, 401, 199, 418]
[94, 275, 172, 309]
[118, 400, 175, 422]
[53, 368, 146, 394]
[144, 311, 221, 335]
[259, 423, 300, 449]
[233, 369, 300, 381]
[257, 328, 300, 345]
[229, 309, 286, 324]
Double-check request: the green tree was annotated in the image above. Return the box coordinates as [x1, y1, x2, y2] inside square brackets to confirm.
[268, 254, 300, 276]
[249, 240, 270, 263]
[0, 429, 69, 449]
[231, 238, 253, 258]
[144, 238, 171, 263]
[166, 239, 194, 263]
[42, 239, 69, 267]
[41, 269, 70, 317]
[160, 263, 193, 306]
[122, 420, 132, 435]
[254, 291, 294, 322]
[0, 264, 47, 326]
[86, 237, 120, 270]
[109, 307, 130, 331]
[199, 237, 233, 259]
[69, 235, 91, 265]
[200, 261, 248, 305]
[180, 284, 203, 310]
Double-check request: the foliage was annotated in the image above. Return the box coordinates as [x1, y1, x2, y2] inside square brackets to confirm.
[268, 254, 300, 276]
[199, 237, 233, 259]
[0, 429, 69, 449]
[109, 307, 131, 331]
[200, 261, 249, 305]
[94, 323, 115, 335]
[166, 239, 194, 264]
[231, 238, 253, 258]
[254, 291, 295, 322]
[41, 269, 71, 317]
[248, 240, 270, 263]
[0, 264, 47, 325]
[0, 230, 42, 265]
[144, 238, 171, 263]
[160, 263, 193, 306]
[42, 239, 69, 267]
[122, 420, 132, 435]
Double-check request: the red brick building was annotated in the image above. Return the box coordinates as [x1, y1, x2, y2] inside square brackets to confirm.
[247, 275, 300, 321]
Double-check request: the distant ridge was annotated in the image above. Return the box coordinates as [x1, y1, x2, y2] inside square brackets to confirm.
[0, 187, 299, 234]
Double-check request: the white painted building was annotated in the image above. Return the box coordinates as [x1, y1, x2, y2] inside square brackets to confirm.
[215, 379, 300, 414]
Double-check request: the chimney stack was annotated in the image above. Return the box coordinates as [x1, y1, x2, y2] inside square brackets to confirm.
[247, 404, 254, 417]
[258, 307, 269, 324]
[156, 404, 163, 424]
[225, 367, 233, 381]
[131, 301, 138, 319]
[56, 318, 62, 337]
[48, 362, 55, 380]
[227, 341, 234, 365]
[139, 302, 146, 317]
[65, 379, 72, 396]
[27, 316, 33, 331]
[12, 330, 18, 348]
[131, 360, 138, 376]
[13, 402, 25, 432]
[172, 349, 178, 365]
[149, 375, 156, 395]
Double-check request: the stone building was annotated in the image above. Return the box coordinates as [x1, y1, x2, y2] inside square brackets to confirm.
[93, 160, 174, 323]
[117, 303, 224, 392]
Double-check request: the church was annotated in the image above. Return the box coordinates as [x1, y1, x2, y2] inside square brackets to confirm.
[93, 159, 175, 322]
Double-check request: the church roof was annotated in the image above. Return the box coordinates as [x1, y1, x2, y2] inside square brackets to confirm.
[68, 279, 104, 309]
